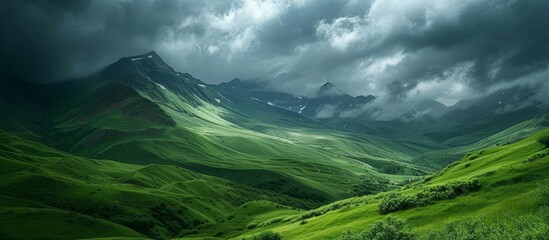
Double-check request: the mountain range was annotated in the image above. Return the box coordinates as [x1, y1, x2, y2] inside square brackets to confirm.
[1, 51, 548, 239]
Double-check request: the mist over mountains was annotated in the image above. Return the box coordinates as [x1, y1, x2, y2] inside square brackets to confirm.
[215, 75, 548, 121]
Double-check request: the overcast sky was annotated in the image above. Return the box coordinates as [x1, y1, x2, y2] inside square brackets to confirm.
[2, 0, 549, 106]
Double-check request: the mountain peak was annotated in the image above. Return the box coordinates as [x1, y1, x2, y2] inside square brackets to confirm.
[221, 78, 265, 91]
[320, 82, 334, 90]
[318, 82, 344, 96]
[113, 50, 174, 73]
[145, 50, 158, 56]
[94, 50, 177, 88]
[417, 99, 447, 109]
[229, 78, 243, 84]
[123, 50, 161, 62]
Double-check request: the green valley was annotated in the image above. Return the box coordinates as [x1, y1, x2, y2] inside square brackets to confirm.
[1, 50, 548, 240]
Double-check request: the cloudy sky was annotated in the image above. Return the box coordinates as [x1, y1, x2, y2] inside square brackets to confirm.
[2, 0, 549, 106]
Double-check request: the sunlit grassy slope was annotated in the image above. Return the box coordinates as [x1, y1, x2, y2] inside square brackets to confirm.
[224, 128, 549, 240]
[2, 120, 546, 239]
[0, 130, 312, 239]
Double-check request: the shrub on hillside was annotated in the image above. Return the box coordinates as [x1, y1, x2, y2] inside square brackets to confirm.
[252, 231, 282, 240]
[379, 179, 481, 214]
[362, 216, 416, 240]
[379, 193, 415, 214]
[332, 229, 362, 240]
[332, 212, 549, 240]
[538, 135, 549, 148]
[332, 217, 416, 240]
[524, 151, 549, 163]
[246, 223, 257, 229]
[425, 213, 549, 240]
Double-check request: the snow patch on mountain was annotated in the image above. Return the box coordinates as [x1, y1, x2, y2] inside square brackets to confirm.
[155, 83, 166, 90]
[298, 105, 307, 114]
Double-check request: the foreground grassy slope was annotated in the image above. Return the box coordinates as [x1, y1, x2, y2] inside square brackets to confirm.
[229, 128, 549, 239]
[0, 130, 314, 239]
[2, 125, 546, 239]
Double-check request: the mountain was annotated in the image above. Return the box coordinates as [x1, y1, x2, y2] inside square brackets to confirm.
[300, 82, 376, 118]
[317, 82, 340, 96]
[1, 51, 548, 239]
[218, 78, 307, 113]
[421, 86, 547, 146]
[218, 79, 376, 118]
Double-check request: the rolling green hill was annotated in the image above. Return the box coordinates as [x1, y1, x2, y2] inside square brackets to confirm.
[225, 128, 549, 240]
[0, 130, 316, 239]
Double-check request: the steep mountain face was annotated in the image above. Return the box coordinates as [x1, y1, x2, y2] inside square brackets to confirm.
[92, 51, 220, 107]
[218, 78, 307, 113]
[57, 82, 176, 127]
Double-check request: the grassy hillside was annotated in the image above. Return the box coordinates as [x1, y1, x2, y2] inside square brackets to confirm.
[2, 108, 546, 239]
[0, 130, 314, 239]
[226, 128, 549, 239]
[413, 114, 549, 169]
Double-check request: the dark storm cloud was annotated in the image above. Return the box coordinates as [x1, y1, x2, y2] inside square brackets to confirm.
[0, 0, 201, 82]
[1, 0, 549, 107]
[372, 0, 549, 98]
[268, 0, 549, 103]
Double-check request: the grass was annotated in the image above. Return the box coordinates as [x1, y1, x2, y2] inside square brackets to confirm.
[0, 130, 314, 239]
[0, 207, 143, 239]
[230, 128, 549, 239]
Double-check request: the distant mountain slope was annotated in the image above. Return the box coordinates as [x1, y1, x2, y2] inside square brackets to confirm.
[218, 79, 375, 118]
[300, 82, 376, 118]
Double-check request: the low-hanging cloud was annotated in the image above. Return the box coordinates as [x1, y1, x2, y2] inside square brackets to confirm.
[1, 0, 549, 107]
